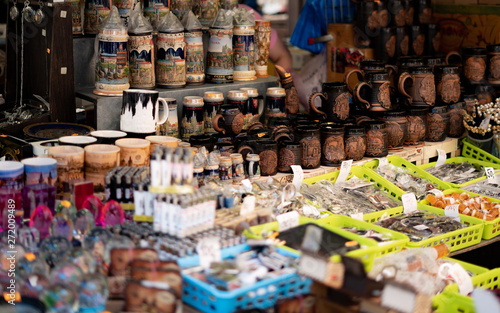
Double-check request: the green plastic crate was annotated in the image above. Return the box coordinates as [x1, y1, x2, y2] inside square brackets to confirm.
[462, 138, 500, 165]
[316, 214, 409, 259]
[421, 188, 500, 240]
[433, 268, 500, 313]
[363, 156, 452, 193]
[359, 204, 484, 252]
[418, 157, 500, 188]
[302, 166, 406, 223]
[245, 217, 381, 271]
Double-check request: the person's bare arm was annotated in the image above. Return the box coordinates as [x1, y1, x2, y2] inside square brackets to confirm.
[269, 37, 293, 72]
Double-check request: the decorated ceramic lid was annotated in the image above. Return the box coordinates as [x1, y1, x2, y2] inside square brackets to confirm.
[204, 91, 224, 102]
[227, 90, 248, 100]
[128, 3, 153, 34]
[266, 87, 286, 97]
[240, 88, 258, 97]
[182, 10, 203, 31]
[183, 96, 204, 107]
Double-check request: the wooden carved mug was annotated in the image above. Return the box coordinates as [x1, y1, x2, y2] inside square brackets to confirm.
[213, 104, 245, 137]
[398, 66, 436, 106]
[308, 82, 350, 122]
[353, 71, 392, 111]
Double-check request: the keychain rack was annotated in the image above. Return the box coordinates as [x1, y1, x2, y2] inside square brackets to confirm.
[4, 0, 76, 126]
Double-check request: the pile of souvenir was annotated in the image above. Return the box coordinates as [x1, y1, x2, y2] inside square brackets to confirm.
[375, 163, 439, 201]
[300, 177, 401, 216]
[426, 192, 500, 221]
[423, 162, 486, 186]
[375, 211, 466, 241]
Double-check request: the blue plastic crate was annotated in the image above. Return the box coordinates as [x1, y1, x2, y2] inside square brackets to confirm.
[181, 245, 312, 313]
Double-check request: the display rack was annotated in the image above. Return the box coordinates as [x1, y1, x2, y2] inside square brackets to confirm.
[76, 77, 278, 130]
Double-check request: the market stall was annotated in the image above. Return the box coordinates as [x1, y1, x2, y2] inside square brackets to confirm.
[2, 0, 500, 312]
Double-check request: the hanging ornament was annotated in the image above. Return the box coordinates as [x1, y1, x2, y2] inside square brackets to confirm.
[22, 0, 36, 23]
[35, 1, 45, 25]
[10, 4, 19, 21]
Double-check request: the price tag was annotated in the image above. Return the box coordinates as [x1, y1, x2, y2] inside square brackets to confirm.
[381, 282, 417, 313]
[402, 193, 418, 214]
[449, 263, 473, 295]
[277, 211, 300, 232]
[241, 179, 253, 193]
[291, 165, 304, 190]
[240, 196, 256, 216]
[445, 204, 460, 222]
[336, 160, 353, 185]
[196, 237, 221, 269]
[485, 167, 496, 183]
[351, 212, 364, 221]
[472, 289, 500, 313]
[436, 149, 447, 168]
[378, 158, 389, 168]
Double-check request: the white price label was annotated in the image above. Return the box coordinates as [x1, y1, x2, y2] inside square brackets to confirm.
[402, 193, 418, 214]
[485, 167, 496, 183]
[291, 165, 304, 190]
[449, 263, 473, 296]
[241, 179, 253, 193]
[378, 158, 389, 168]
[336, 160, 353, 185]
[277, 211, 300, 232]
[436, 149, 447, 168]
[196, 237, 221, 269]
[351, 212, 364, 221]
[240, 196, 256, 216]
[445, 204, 460, 222]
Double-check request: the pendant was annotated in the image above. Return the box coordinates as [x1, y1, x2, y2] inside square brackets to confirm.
[35, 5, 45, 25]
[22, 2, 35, 23]
[10, 5, 19, 21]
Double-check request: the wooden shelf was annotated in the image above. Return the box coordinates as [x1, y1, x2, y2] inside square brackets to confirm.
[449, 235, 500, 257]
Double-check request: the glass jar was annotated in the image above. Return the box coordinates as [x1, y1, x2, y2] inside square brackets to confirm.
[230, 153, 245, 182]
[245, 154, 261, 180]
[405, 105, 428, 145]
[344, 126, 366, 161]
[219, 157, 232, 182]
[294, 125, 321, 169]
[320, 123, 345, 166]
[379, 110, 408, 151]
[363, 121, 389, 157]
[448, 102, 466, 138]
[427, 105, 450, 142]
[278, 141, 302, 173]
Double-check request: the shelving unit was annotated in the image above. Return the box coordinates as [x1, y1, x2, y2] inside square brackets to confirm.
[76, 76, 278, 130]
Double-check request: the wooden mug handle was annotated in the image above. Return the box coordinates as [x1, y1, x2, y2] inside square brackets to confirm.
[398, 72, 413, 102]
[213, 114, 225, 134]
[344, 69, 364, 94]
[308, 92, 327, 117]
[353, 82, 371, 109]
[445, 51, 462, 65]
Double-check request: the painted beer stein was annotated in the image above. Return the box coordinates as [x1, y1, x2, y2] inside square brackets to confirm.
[183, 11, 205, 85]
[94, 6, 130, 96]
[156, 12, 186, 88]
[128, 5, 155, 89]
